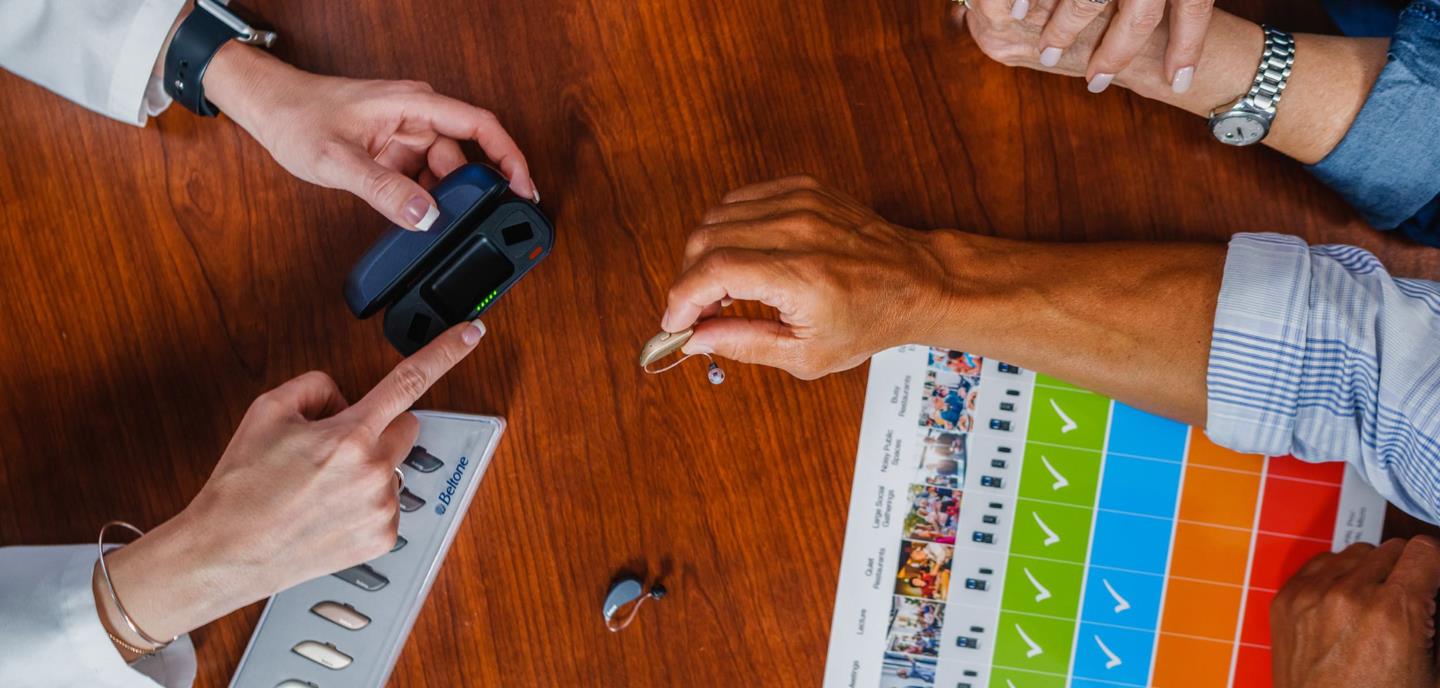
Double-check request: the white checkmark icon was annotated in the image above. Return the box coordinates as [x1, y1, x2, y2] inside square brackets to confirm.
[1032, 511, 1060, 546]
[1050, 398, 1078, 434]
[1024, 567, 1052, 602]
[1103, 578, 1131, 613]
[1015, 623, 1044, 658]
[1041, 455, 1069, 490]
[1095, 634, 1122, 669]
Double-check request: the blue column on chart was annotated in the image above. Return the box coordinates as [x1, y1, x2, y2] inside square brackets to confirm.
[1070, 402, 1189, 688]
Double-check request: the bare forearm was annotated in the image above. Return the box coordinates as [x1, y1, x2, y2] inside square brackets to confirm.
[921, 231, 1223, 425]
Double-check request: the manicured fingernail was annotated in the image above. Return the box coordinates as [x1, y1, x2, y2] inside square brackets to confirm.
[660, 311, 675, 332]
[1010, 0, 1029, 19]
[682, 341, 713, 356]
[1039, 47, 1063, 68]
[531, 187, 541, 204]
[405, 196, 439, 231]
[462, 319, 487, 346]
[1172, 65, 1195, 94]
[1087, 73, 1114, 94]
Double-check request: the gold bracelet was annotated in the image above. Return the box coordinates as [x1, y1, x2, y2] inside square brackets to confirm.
[96, 521, 177, 654]
[104, 630, 158, 659]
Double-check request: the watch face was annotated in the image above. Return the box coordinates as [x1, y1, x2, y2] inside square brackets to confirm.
[1211, 113, 1268, 146]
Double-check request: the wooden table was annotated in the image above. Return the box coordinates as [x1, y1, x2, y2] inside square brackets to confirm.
[1, 1, 1435, 686]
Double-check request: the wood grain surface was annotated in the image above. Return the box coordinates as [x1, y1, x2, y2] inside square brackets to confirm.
[1, 1, 1436, 686]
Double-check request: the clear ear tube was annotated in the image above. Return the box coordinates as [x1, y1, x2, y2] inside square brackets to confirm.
[639, 329, 725, 384]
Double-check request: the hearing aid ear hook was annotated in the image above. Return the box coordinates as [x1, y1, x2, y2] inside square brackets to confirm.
[639, 329, 725, 384]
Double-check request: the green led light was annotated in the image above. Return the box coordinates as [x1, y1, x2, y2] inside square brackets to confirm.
[474, 289, 499, 312]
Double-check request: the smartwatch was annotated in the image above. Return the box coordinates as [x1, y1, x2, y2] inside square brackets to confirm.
[163, 0, 278, 117]
[1207, 26, 1295, 147]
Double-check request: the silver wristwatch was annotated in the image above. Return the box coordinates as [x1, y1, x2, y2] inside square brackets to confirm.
[1208, 26, 1295, 147]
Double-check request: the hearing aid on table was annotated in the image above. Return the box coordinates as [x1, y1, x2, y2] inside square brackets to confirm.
[602, 577, 667, 632]
[639, 329, 725, 384]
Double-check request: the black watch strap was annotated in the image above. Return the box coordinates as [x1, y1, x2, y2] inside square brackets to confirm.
[163, 7, 243, 117]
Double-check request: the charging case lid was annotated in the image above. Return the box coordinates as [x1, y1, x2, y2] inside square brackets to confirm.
[344, 165, 509, 318]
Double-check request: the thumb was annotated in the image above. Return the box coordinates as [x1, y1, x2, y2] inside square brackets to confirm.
[337, 151, 441, 232]
[685, 317, 807, 375]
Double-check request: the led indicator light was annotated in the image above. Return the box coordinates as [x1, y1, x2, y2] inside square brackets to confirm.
[474, 289, 499, 312]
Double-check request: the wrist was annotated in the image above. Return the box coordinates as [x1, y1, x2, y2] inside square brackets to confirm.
[202, 41, 294, 136]
[98, 509, 268, 644]
[1118, 12, 1261, 119]
[912, 230, 1017, 353]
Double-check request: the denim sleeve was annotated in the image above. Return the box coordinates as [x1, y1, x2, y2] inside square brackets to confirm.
[1206, 233, 1440, 524]
[1306, 0, 1440, 245]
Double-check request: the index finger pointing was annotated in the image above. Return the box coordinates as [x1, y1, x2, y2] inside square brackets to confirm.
[416, 93, 537, 200]
[345, 320, 487, 432]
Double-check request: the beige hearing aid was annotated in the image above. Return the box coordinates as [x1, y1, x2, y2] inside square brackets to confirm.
[640, 328, 724, 384]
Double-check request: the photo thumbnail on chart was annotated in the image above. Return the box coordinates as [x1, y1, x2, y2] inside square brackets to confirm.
[927, 348, 983, 377]
[901, 485, 960, 544]
[914, 429, 966, 489]
[879, 650, 939, 687]
[895, 540, 954, 601]
[884, 597, 947, 660]
[920, 370, 978, 432]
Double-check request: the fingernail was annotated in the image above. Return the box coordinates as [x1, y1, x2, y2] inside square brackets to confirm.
[530, 187, 541, 204]
[405, 196, 439, 231]
[462, 319, 486, 346]
[1087, 73, 1115, 94]
[682, 341, 713, 356]
[1172, 65, 1195, 94]
[1039, 47, 1063, 68]
[1010, 0, 1029, 19]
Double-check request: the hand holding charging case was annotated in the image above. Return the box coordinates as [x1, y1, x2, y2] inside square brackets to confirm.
[345, 164, 554, 354]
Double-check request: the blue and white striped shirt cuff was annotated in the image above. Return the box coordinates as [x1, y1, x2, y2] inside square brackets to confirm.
[1205, 233, 1311, 457]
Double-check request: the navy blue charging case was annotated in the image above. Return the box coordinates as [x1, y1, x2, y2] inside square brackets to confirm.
[345, 164, 554, 355]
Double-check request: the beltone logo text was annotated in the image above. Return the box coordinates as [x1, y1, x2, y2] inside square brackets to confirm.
[434, 455, 470, 515]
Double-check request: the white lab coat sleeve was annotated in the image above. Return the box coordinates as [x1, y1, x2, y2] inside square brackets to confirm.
[0, 545, 196, 688]
[0, 0, 189, 126]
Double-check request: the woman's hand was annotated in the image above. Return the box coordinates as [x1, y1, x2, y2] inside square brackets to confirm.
[95, 321, 486, 654]
[660, 176, 962, 380]
[966, 0, 1210, 94]
[203, 43, 537, 232]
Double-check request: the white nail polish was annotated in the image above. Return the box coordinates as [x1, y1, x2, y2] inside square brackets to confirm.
[1040, 47, 1063, 68]
[1172, 66, 1195, 94]
[531, 188, 541, 204]
[414, 203, 440, 232]
[464, 319, 487, 345]
[1010, 0, 1030, 19]
[1087, 73, 1115, 94]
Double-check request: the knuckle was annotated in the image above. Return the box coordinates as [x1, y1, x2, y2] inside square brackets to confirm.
[788, 174, 821, 188]
[685, 227, 715, 257]
[785, 208, 829, 231]
[297, 370, 334, 388]
[471, 108, 500, 130]
[1374, 582, 1413, 612]
[363, 166, 403, 201]
[332, 428, 373, 458]
[1126, 4, 1165, 31]
[974, 33, 1017, 63]
[1178, 0, 1214, 20]
[249, 391, 284, 417]
[390, 362, 431, 402]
